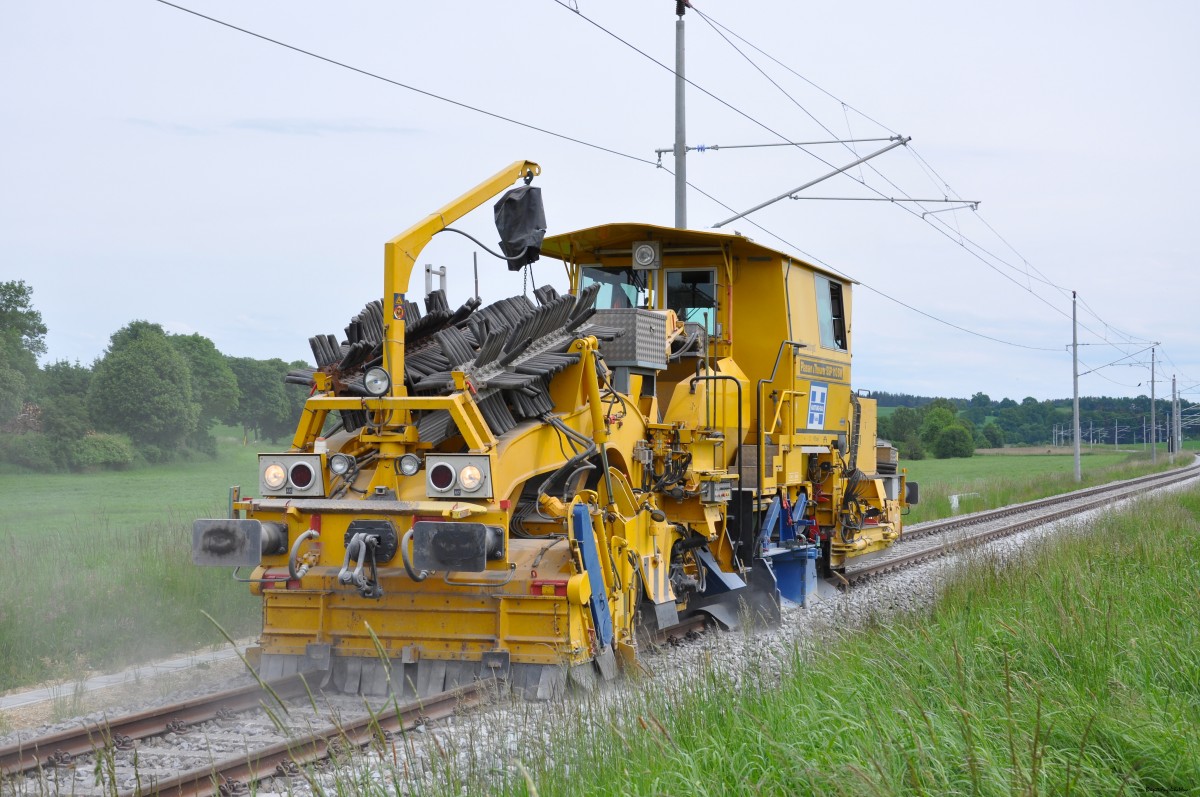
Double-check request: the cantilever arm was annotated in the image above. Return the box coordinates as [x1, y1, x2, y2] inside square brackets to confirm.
[381, 160, 540, 398]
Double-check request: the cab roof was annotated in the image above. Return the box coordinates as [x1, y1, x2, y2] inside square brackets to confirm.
[538, 222, 854, 284]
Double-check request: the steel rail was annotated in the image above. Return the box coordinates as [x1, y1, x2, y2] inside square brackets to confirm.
[5, 625, 700, 786]
[0, 674, 312, 777]
[897, 457, 1200, 545]
[846, 460, 1199, 583]
[655, 614, 709, 643]
[120, 681, 489, 797]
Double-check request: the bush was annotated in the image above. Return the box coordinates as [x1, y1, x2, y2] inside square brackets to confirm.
[185, 429, 218, 458]
[0, 432, 60, 472]
[898, 434, 925, 460]
[933, 425, 975, 458]
[135, 442, 176, 463]
[70, 432, 135, 470]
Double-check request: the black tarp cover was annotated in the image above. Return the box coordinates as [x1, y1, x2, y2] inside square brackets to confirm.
[494, 185, 546, 271]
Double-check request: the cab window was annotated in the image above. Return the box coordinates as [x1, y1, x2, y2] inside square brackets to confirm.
[815, 274, 847, 350]
[666, 269, 717, 333]
[582, 266, 646, 309]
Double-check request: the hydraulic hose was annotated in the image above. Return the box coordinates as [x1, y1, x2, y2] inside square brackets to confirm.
[400, 529, 429, 582]
[288, 529, 320, 581]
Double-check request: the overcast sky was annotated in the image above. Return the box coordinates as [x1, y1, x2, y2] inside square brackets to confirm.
[2, 1, 1197, 402]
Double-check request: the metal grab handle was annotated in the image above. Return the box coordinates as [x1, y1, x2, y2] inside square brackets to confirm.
[442, 563, 517, 588]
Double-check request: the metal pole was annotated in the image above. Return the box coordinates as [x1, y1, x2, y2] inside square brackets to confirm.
[1176, 379, 1183, 454]
[1178, 386, 1184, 453]
[1171, 375, 1177, 462]
[674, 2, 687, 229]
[1072, 291, 1081, 481]
[473, 252, 479, 301]
[1151, 347, 1157, 464]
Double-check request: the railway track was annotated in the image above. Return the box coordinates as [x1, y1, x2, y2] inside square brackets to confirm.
[845, 457, 1200, 583]
[3, 625, 706, 796]
[1, 673, 489, 797]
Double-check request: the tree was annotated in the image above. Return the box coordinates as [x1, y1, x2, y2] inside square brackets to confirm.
[170, 334, 239, 454]
[225, 357, 312, 443]
[0, 363, 28, 426]
[169, 334, 239, 423]
[41, 395, 91, 444]
[34, 360, 95, 466]
[270, 358, 312, 442]
[919, 407, 958, 449]
[0, 280, 47, 357]
[41, 359, 92, 400]
[87, 321, 199, 458]
[965, 391, 992, 424]
[933, 425, 975, 458]
[0, 280, 45, 425]
[981, 423, 1005, 448]
[887, 406, 921, 442]
[226, 357, 291, 441]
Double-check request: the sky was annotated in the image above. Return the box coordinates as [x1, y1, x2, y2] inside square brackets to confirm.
[2, 0, 1197, 403]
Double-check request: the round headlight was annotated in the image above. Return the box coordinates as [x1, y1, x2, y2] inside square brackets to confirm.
[398, 454, 421, 476]
[428, 462, 456, 492]
[633, 242, 657, 268]
[363, 366, 391, 397]
[329, 453, 354, 476]
[263, 463, 287, 490]
[289, 461, 315, 488]
[458, 464, 483, 492]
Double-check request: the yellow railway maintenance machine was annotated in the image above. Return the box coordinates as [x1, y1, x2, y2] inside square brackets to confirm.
[193, 161, 916, 698]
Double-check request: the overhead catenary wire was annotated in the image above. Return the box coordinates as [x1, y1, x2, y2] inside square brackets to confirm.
[150, 0, 1061, 355]
[556, 0, 1130, 354]
[687, 3, 1158, 360]
[1078, 345, 1157, 377]
[1158, 349, 1198, 387]
[149, 0, 656, 168]
[695, 10, 1098, 316]
[677, 180, 1061, 352]
[1075, 358, 1149, 390]
[151, 0, 1175, 370]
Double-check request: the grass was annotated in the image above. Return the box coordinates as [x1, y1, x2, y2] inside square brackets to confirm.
[474, 485, 1200, 796]
[902, 448, 1192, 523]
[0, 428, 265, 691]
[0, 428, 261, 542]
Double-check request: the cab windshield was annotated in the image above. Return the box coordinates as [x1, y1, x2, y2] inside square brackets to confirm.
[581, 267, 648, 310]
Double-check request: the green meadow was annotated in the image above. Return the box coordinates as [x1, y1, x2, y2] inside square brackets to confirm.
[0, 429, 264, 691]
[902, 448, 1192, 523]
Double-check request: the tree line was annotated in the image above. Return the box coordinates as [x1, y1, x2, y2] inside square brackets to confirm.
[3, 280, 1190, 471]
[875, 390, 1191, 460]
[0, 280, 309, 472]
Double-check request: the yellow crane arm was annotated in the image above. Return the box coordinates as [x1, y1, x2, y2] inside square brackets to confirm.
[382, 159, 541, 397]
